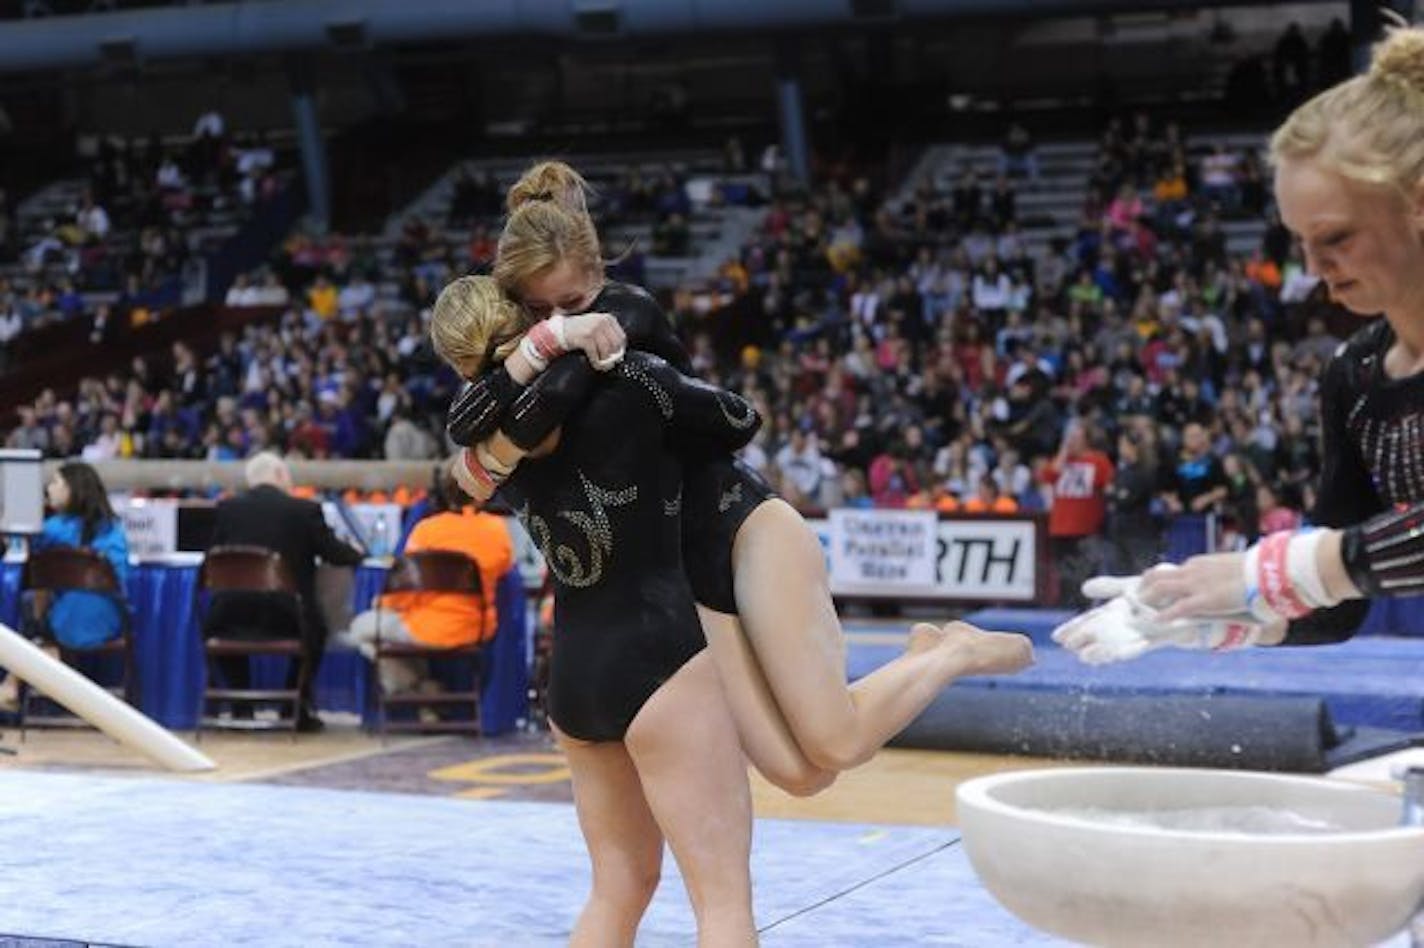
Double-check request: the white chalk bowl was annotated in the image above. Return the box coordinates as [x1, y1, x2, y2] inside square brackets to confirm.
[956, 767, 1424, 947]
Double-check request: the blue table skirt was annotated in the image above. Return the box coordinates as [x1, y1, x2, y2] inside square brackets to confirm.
[0, 562, 529, 734]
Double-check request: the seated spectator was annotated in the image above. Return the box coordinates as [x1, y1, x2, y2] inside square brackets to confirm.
[963, 475, 1018, 513]
[868, 441, 920, 508]
[1292, 315, 1340, 366]
[76, 192, 110, 243]
[990, 447, 1033, 502]
[775, 428, 836, 508]
[972, 257, 1014, 315]
[1152, 159, 1191, 230]
[652, 212, 691, 256]
[998, 122, 1039, 181]
[251, 271, 291, 307]
[7, 406, 50, 453]
[156, 156, 186, 192]
[952, 169, 983, 228]
[1160, 421, 1229, 516]
[81, 412, 126, 461]
[468, 225, 497, 269]
[1105, 183, 1144, 234]
[337, 273, 376, 320]
[839, 469, 874, 509]
[1256, 481, 1301, 534]
[343, 471, 514, 695]
[383, 404, 438, 461]
[306, 275, 338, 320]
[225, 273, 260, 307]
[1198, 144, 1240, 212]
[0, 462, 129, 710]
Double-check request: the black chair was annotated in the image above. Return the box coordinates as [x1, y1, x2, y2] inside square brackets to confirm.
[198, 545, 306, 736]
[18, 546, 137, 738]
[372, 550, 490, 738]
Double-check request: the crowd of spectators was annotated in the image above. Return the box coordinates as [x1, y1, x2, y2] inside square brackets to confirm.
[0, 110, 290, 366]
[6, 247, 450, 469]
[672, 112, 1338, 602]
[0, 86, 1355, 604]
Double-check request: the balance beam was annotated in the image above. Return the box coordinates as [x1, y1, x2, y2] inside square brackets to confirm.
[0, 623, 214, 772]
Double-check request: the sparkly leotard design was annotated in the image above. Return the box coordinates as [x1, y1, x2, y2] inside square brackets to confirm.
[496, 352, 760, 741]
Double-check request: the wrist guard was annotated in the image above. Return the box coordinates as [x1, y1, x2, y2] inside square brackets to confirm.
[1341, 505, 1424, 597]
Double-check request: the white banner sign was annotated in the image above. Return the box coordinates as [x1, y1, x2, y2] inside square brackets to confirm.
[0, 449, 44, 534]
[120, 499, 179, 557]
[810, 513, 1038, 602]
[323, 502, 404, 556]
[829, 508, 938, 589]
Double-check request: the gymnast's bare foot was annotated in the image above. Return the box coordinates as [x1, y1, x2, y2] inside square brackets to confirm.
[935, 621, 1035, 677]
[906, 622, 947, 655]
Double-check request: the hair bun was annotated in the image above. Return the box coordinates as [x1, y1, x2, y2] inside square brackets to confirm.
[1372, 24, 1424, 96]
[506, 160, 592, 215]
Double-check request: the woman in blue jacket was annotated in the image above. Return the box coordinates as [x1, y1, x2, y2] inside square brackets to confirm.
[0, 462, 129, 709]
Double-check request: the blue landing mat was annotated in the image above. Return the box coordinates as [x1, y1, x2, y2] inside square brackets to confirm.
[0, 771, 1057, 947]
[846, 624, 1424, 732]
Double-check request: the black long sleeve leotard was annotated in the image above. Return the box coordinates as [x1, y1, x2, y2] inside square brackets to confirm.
[1285, 319, 1414, 643]
[449, 281, 776, 613]
[496, 351, 760, 742]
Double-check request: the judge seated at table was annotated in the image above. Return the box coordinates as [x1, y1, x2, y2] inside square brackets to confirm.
[205, 452, 363, 731]
[343, 469, 513, 697]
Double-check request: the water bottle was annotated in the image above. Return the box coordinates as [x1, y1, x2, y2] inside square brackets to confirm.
[369, 517, 390, 558]
[1399, 767, 1424, 948]
[1402, 767, 1424, 828]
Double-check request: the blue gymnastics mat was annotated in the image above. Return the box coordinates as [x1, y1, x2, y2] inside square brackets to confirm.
[847, 616, 1424, 734]
[844, 613, 1422, 775]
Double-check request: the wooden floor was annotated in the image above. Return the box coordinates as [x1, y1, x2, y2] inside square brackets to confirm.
[0, 716, 431, 783]
[0, 718, 1077, 826]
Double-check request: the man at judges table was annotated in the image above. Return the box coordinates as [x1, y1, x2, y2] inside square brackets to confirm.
[206, 452, 364, 731]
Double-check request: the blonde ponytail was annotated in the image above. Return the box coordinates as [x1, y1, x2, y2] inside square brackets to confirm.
[430, 276, 527, 376]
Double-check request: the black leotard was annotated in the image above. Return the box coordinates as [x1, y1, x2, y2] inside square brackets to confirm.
[1286, 319, 1408, 644]
[495, 351, 760, 742]
[449, 281, 776, 613]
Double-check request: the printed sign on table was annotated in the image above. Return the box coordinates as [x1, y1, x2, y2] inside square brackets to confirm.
[809, 512, 1038, 602]
[120, 499, 179, 557]
[828, 508, 938, 589]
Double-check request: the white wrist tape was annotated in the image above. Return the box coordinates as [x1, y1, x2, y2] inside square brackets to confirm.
[1242, 529, 1334, 623]
[547, 314, 569, 352]
[474, 442, 515, 480]
[1285, 528, 1337, 610]
[519, 334, 550, 373]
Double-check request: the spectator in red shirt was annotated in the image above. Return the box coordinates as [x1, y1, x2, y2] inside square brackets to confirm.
[1041, 422, 1115, 607]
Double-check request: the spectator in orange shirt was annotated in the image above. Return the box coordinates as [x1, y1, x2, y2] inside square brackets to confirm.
[963, 476, 1019, 514]
[1152, 161, 1189, 205]
[344, 471, 515, 694]
[1244, 249, 1282, 291]
[306, 275, 339, 320]
[931, 485, 961, 513]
